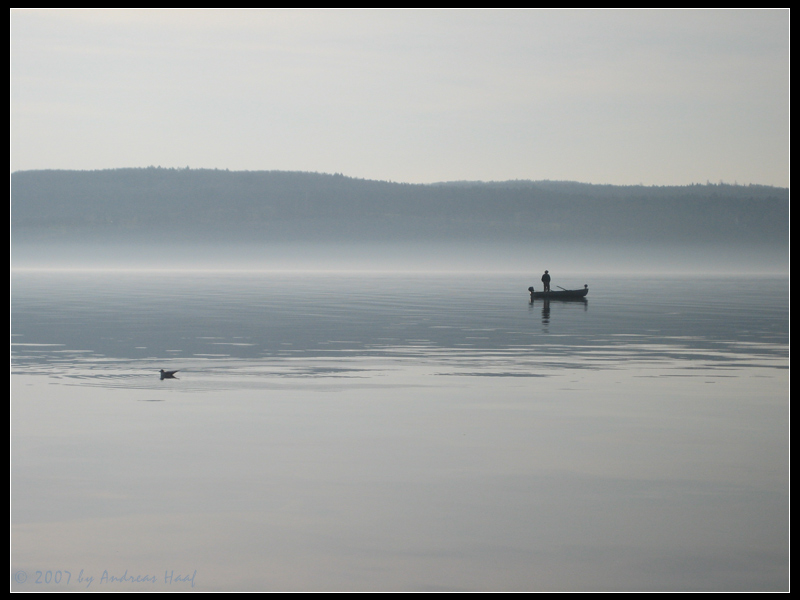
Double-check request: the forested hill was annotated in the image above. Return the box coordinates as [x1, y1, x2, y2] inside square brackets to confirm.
[10, 168, 790, 246]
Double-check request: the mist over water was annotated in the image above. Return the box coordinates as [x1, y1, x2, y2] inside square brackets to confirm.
[9, 238, 790, 275]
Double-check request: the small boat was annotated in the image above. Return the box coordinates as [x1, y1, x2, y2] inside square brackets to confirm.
[528, 285, 588, 300]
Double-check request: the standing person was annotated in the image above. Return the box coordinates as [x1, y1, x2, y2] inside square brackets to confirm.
[541, 270, 551, 292]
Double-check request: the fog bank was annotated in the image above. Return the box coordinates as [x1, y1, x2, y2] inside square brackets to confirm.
[10, 239, 789, 276]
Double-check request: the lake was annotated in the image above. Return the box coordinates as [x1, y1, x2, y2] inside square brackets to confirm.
[10, 270, 790, 591]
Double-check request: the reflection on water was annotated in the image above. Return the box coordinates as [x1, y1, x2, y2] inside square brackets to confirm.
[10, 272, 789, 387]
[531, 297, 588, 330]
[10, 271, 790, 591]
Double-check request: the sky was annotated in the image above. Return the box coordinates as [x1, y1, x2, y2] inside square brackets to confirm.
[10, 9, 790, 187]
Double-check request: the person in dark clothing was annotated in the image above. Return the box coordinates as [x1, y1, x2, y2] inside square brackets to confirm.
[541, 270, 551, 292]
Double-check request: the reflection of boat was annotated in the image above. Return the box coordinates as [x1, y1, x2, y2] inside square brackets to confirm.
[528, 285, 588, 300]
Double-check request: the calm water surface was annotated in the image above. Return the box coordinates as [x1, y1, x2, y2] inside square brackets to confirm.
[10, 271, 789, 591]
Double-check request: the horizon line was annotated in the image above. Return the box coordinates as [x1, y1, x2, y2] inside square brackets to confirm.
[9, 167, 789, 191]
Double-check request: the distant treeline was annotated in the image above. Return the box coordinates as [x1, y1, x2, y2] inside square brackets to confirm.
[10, 168, 790, 246]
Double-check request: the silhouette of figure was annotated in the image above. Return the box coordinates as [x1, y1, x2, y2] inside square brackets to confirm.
[160, 369, 179, 380]
[541, 270, 551, 292]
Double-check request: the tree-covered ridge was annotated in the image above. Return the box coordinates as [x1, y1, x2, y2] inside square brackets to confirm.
[10, 168, 789, 245]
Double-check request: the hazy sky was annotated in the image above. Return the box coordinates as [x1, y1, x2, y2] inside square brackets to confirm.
[10, 9, 789, 187]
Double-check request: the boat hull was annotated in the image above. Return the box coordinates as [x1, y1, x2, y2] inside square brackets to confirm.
[528, 286, 588, 300]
